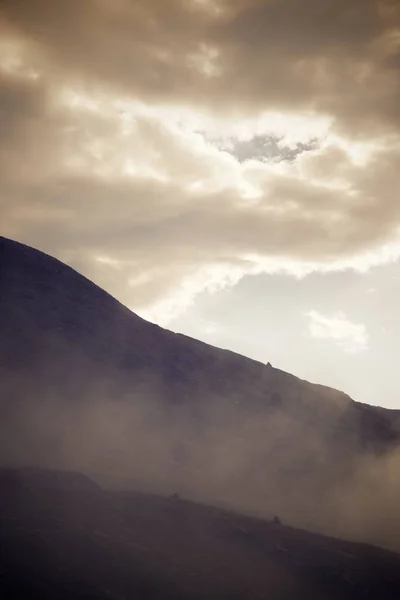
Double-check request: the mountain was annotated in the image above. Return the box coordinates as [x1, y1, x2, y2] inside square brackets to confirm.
[1, 235, 400, 550]
[2, 466, 400, 600]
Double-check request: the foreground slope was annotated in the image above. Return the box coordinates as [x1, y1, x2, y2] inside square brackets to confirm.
[1, 236, 400, 547]
[1, 467, 400, 600]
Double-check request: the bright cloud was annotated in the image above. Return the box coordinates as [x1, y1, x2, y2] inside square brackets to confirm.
[305, 310, 369, 353]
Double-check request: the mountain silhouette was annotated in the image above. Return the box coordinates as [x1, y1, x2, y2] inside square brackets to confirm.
[1, 235, 400, 550]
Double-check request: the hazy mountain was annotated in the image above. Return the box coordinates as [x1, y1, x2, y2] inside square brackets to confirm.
[2, 466, 400, 600]
[1, 236, 400, 550]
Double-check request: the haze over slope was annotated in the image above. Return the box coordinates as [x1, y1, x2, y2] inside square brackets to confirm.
[1, 236, 400, 549]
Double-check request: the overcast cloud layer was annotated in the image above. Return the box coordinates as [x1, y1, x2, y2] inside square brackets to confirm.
[1, 0, 400, 323]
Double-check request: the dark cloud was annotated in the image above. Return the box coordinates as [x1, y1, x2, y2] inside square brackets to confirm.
[1, 0, 399, 131]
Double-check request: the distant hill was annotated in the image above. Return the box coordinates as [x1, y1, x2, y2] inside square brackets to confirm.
[2, 466, 400, 600]
[1, 236, 400, 549]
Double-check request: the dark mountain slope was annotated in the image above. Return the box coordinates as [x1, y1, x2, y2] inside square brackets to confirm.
[1, 236, 400, 548]
[1, 236, 398, 439]
[2, 467, 400, 600]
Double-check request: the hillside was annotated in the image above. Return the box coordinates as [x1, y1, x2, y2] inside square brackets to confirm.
[1, 235, 400, 549]
[2, 466, 400, 600]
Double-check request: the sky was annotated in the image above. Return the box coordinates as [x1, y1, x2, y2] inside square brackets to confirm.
[1, 0, 400, 408]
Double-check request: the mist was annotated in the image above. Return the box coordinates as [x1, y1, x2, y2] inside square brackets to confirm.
[2, 358, 400, 553]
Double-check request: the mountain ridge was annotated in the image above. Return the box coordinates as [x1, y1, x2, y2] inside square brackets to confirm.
[0, 235, 380, 411]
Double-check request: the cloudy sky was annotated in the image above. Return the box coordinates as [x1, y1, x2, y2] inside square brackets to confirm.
[1, 0, 400, 408]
